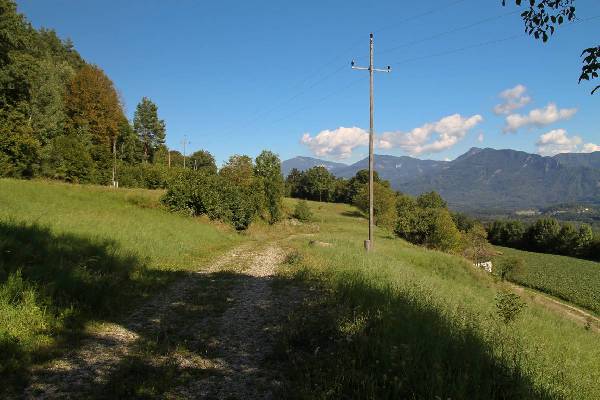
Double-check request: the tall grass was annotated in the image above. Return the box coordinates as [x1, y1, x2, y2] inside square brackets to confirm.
[275, 199, 600, 399]
[0, 179, 242, 396]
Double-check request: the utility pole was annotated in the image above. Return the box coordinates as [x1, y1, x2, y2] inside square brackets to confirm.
[351, 33, 391, 252]
[112, 137, 117, 188]
[181, 135, 190, 168]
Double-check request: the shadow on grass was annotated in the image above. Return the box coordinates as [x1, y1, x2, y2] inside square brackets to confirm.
[271, 272, 557, 400]
[0, 220, 178, 397]
[341, 210, 365, 219]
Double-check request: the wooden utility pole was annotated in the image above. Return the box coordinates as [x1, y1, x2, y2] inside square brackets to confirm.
[181, 135, 190, 168]
[351, 33, 391, 252]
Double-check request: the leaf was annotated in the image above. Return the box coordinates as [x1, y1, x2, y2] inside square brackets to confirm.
[558, 15, 563, 24]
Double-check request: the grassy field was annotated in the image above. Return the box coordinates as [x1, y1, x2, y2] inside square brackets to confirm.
[274, 199, 600, 400]
[494, 246, 600, 315]
[0, 179, 243, 395]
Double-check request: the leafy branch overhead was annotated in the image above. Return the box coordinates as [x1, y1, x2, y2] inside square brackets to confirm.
[579, 46, 600, 94]
[502, 0, 599, 94]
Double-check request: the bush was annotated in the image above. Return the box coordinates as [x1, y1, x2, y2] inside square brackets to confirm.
[293, 200, 313, 222]
[495, 290, 525, 324]
[495, 256, 524, 281]
[161, 168, 265, 230]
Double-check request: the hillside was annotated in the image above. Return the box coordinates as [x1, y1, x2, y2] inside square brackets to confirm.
[0, 179, 244, 396]
[1, 181, 599, 398]
[275, 199, 600, 399]
[284, 148, 600, 211]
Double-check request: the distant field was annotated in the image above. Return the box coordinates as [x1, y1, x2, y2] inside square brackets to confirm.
[0, 179, 242, 394]
[494, 246, 600, 315]
[276, 199, 600, 400]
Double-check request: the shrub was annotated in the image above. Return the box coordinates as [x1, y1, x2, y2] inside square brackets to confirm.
[353, 182, 398, 230]
[293, 200, 313, 222]
[495, 290, 526, 324]
[495, 256, 524, 281]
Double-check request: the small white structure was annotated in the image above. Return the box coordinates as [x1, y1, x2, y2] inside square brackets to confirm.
[475, 261, 493, 273]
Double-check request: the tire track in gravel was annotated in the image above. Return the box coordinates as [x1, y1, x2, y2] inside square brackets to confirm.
[24, 244, 256, 399]
[25, 242, 305, 399]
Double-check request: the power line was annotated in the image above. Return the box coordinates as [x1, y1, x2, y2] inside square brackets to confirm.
[219, 0, 473, 137]
[390, 14, 600, 66]
[355, 9, 520, 61]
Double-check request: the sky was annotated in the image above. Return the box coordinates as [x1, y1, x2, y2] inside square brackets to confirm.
[17, 0, 600, 166]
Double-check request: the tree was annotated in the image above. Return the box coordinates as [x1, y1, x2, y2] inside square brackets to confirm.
[502, 0, 598, 94]
[463, 224, 494, 265]
[416, 191, 447, 209]
[302, 166, 336, 202]
[41, 134, 94, 183]
[524, 218, 561, 251]
[116, 118, 142, 164]
[286, 168, 303, 197]
[220, 154, 255, 187]
[189, 150, 217, 174]
[254, 150, 284, 224]
[133, 97, 166, 162]
[353, 181, 398, 230]
[65, 64, 123, 147]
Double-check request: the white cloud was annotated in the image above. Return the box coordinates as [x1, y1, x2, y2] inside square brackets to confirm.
[300, 126, 368, 159]
[536, 129, 581, 156]
[378, 114, 483, 156]
[582, 143, 600, 153]
[536, 129, 600, 156]
[493, 84, 531, 115]
[504, 103, 577, 133]
[477, 132, 484, 143]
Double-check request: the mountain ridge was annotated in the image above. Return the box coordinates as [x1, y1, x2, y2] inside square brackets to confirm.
[282, 148, 600, 211]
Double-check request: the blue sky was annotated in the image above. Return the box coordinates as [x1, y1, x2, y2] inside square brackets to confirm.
[17, 0, 600, 165]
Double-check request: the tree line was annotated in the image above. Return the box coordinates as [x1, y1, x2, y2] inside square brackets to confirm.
[0, 0, 212, 187]
[487, 218, 600, 261]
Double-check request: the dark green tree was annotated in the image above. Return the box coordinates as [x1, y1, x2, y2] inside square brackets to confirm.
[189, 149, 217, 174]
[254, 150, 284, 224]
[133, 97, 166, 162]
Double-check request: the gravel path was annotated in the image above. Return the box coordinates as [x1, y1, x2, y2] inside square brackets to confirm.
[24, 243, 299, 399]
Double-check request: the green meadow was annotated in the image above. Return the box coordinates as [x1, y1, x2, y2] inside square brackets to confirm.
[275, 199, 600, 400]
[0, 179, 242, 394]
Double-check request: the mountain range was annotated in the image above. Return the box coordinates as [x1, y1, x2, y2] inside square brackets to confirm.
[282, 148, 600, 212]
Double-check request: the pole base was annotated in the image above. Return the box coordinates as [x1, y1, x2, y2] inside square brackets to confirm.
[364, 240, 372, 252]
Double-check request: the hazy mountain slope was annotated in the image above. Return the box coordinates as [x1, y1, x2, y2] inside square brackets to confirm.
[334, 154, 449, 183]
[281, 156, 347, 176]
[553, 152, 600, 170]
[283, 148, 600, 211]
[400, 148, 600, 211]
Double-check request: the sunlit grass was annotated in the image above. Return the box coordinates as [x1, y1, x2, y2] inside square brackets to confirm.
[276, 198, 600, 399]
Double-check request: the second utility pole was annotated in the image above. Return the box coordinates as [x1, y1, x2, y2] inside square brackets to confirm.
[352, 33, 391, 252]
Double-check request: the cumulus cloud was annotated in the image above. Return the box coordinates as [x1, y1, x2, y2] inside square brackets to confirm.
[493, 84, 531, 115]
[300, 126, 368, 159]
[504, 103, 577, 133]
[378, 114, 483, 156]
[536, 129, 600, 156]
[582, 143, 600, 153]
[477, 132, 484, 143]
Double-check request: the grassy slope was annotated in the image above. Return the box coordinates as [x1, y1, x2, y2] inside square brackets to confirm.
[0, 179, 242, 393]
[276, 199, 600, 400]
[494, 246, 600, 315]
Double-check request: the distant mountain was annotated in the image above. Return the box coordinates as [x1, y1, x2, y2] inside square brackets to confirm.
[400, 148, 600, 211]
[334, 154, 449, 183]
[281, 156, 347, 176]
[282, 148, 600, 211]
[553, 152, 600, 170]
